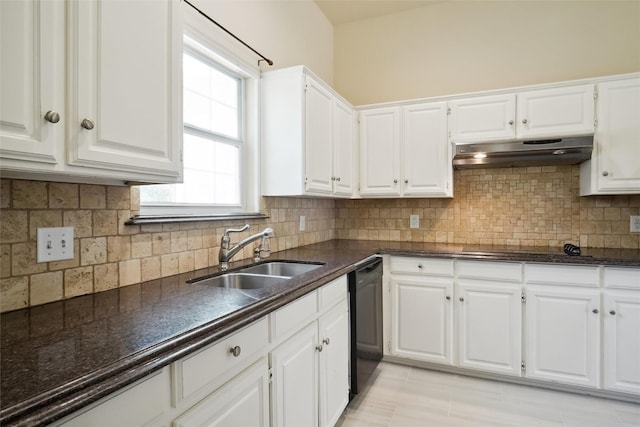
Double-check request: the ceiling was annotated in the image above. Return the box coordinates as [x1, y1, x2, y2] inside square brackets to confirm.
[314, 0, 442, 25]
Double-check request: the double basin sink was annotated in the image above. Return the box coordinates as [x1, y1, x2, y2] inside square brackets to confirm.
[188, 261, 324, 290]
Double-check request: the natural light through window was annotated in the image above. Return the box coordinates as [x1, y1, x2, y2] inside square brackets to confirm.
[140, 39, 247, 213]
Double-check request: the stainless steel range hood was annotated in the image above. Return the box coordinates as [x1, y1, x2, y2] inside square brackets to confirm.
[452, 136, 593, 169]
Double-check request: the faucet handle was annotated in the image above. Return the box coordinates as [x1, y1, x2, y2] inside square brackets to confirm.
[223, 224, 250, 238]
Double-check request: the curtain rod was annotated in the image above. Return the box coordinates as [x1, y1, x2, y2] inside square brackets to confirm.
[184, 0, 274, 66]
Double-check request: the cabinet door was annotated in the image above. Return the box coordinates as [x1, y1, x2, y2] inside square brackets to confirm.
[359, 107, 401, 196]
[0, 0, 63, 167]
[305, 76, 334, 194]
[592, 78, 640, 193]
[172, 360, 269, 427]
[271, 323, 319, 427]
[457, 281, 522, 376]
[402, 102, 451, 197]
[603, 291, 640, 395]
[448, 94, 516, 143]
[525, 286, 600, 388]
[318, 301, 349, 427]
[517, 84, 594, 140]
[332, 98, 355, 196]
[67, 0, 182, 182]
[390, 276, 453, 365]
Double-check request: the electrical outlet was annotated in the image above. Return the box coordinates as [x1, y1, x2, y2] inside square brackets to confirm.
[410, 214, 419, 229]
[631, 215, 640, 233]
[37, 227, 74, 262]
[299, 215, 306, 232]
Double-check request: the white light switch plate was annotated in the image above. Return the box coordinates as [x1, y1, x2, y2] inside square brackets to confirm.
[410, 214, 419, 229]
[631, 216, 640, 233]
[37, 227, 74, 262]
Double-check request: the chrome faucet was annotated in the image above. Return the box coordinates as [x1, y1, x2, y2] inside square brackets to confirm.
[218, 224, 275, 270]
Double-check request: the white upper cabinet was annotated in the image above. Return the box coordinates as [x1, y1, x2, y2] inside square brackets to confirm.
[448, 94, 516, 143]
[0, 0, 64, 167]
[358, 107, 401, 196]
[66, 0, 183, 181]
[448, 84, 595, 144]
[359, 101, 452, 198]
[261, 66, 355, 198]
[0, 0, 183, 184]
[580, 77, 640, 195]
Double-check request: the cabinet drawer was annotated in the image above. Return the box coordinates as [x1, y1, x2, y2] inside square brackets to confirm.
[525, 263, 600, 287]
[390, 257, 454, 276]
[270, 291, 318, 342]
[178, 317, 269, 402]
[319, 276, 347, 310]
[58, 368, 171, 426]
[604, 267, 640, 290]
[457, 260, 522, 282]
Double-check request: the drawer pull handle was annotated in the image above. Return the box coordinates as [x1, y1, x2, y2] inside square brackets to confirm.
[229, 345, 241, 357]
[322, 338, 330, 345]
[609, 310, 616, 315]
[316, 345, 323, 352]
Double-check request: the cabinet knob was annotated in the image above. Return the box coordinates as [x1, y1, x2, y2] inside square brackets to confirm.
[446, 296, 451, 301]
[316, 345, 323, 352]
[522, 118, 528, 124]
[81, 118, 95, 130]
[404, 179, 409, 184]
[44, 110, 60, 124]
[229, 345, 241, 357]
[459, 297, 464, 302]
[609, 310, 616, 315]
[417, 264, 423, 269]
[393, 179, 398, 184]
[508, 120, 514, 126]
[602, 171, 609, 177]
[592, 309, 599, 314]
[336, 177, 341, 182]
[331, 176, 336, 181]
[322, 338, 330, 345]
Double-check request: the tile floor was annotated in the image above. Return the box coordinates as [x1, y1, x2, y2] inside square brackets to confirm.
[336, 362, 640, 427]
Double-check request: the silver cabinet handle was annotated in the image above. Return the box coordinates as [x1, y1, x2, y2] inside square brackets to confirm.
[459, 297, 464, 302]
[44, 111, 60, 123]
[417, 264, 423, 269]
[331, 176, 335, 181]
[323, 338, 330, 345]
[609, 310, 616, 315]
[404, 179, 409, 184]
[229, 345, 241, 357]
[393, 179, 398, 184]
[602, 171, 609, 176]
[446, 296, 451, 301]
[316, 345, 323, 352]
[508, 120, 514, 125]
[522, 118, 528, 124]
[336, 177, 340, 182]
[81, 118, 95, 130]
[592, 309, 599, 314]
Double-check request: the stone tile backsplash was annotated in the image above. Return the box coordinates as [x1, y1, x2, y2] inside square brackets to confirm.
[1, 166, 639, 312]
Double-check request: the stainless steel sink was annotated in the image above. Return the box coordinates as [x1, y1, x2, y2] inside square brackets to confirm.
[190, 273, 290, 290]
[239, 261, 323, 277]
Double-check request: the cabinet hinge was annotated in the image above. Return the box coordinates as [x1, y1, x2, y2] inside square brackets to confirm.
[180, 149, 183, 163]
[521, 292, 526, 303]
[268, 368, 273, 384]
[521, 361, 526, 372]
[594, 118, 598, 128]
[304, 84, 308, 92]
[447, 107, 451, 115]
[387, 341, 391, 352]
[593, 89, 598, 100]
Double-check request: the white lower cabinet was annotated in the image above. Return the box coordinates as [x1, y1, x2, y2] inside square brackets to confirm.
[457, 280, 522, 376]
[390, 276, 454, 364]
[271, 297, 349, 427]
[172, 359, 269, 427]
[525, 286, 601, 388]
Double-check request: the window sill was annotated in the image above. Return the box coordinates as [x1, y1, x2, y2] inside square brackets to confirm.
[125, 212, 269, 225]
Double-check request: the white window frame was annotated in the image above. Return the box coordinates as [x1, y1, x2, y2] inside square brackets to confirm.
[140, 7, 261, 216]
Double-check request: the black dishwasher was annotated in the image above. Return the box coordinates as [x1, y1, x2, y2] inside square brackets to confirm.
[348, 257, 383, 399]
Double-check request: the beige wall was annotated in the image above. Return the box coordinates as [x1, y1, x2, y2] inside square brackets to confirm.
[192, 0, 334, 84]
[334, 1, 640, 105]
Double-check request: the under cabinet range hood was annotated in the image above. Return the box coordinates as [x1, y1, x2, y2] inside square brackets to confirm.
[452, 136, 594, 169]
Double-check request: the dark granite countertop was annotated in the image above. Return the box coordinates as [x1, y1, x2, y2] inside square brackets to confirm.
[1, 240, 638, 426]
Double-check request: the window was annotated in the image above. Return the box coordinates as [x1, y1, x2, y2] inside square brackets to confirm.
[140, 35, 259, 216]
